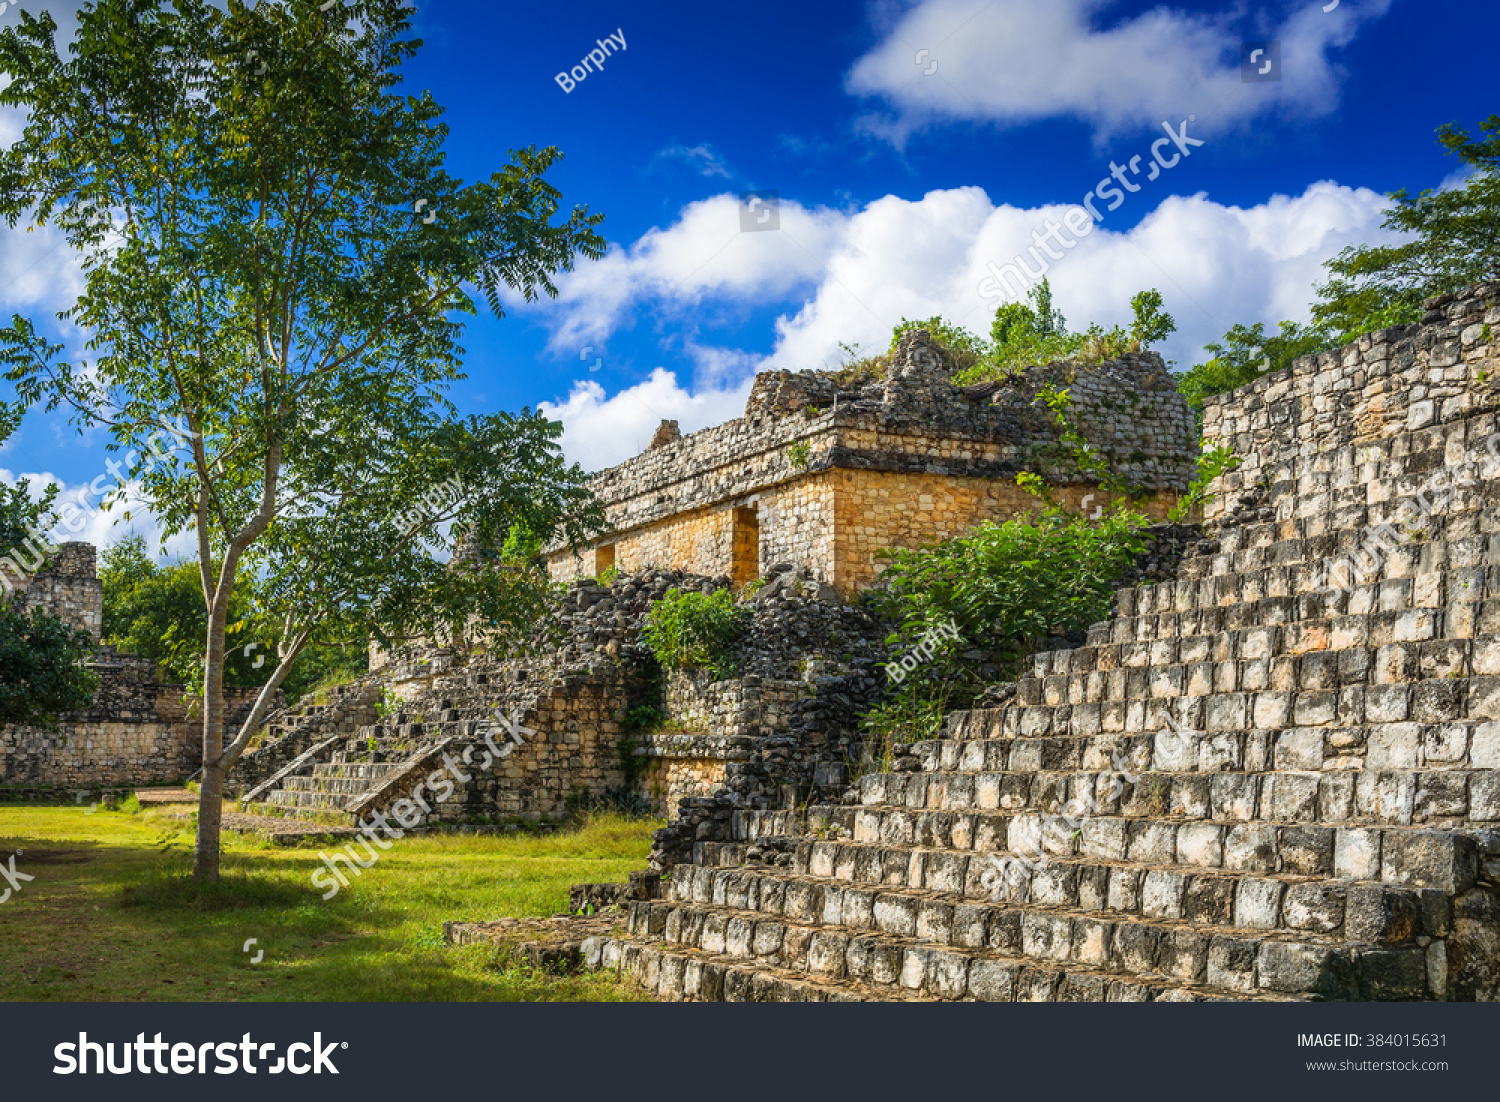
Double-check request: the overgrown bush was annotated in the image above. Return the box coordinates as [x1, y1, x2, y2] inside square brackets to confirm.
[872, 507, 1147, 682]
[861, 506, 1147, 754]
[641, 588, 743, 678]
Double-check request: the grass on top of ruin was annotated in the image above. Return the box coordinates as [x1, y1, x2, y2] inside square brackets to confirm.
[0, 802, 659, 1002]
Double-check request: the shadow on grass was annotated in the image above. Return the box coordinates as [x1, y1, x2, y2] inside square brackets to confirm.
[120, 865, 326, 913]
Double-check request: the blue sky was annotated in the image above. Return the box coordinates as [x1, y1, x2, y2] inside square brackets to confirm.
[1, 0, 1497, 553]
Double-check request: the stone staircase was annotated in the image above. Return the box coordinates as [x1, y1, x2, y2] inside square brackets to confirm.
[585, 287, 1500, 1001]
[233, 678, 383, 793]
[241, 651, 629, 825]
[260, 728, 423, 814]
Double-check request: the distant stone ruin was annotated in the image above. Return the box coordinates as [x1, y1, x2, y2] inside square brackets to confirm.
[0, 544, 263, 794]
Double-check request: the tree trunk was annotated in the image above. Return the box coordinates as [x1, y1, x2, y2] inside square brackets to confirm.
[192, 595, 231, 880]
[193, 757, 224, 881]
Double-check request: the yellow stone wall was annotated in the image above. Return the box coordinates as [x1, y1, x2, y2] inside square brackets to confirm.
[828, 469, 1181, 592]
[549, 467, 1181, 594]
[639, 756, 730, 819]
[549, 473, 838, 585]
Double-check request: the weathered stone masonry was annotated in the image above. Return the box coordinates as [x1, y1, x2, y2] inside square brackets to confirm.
[580, 285, 1500, 1002]
[548, 334, 1200, 592]
[0, 543, 263, 792]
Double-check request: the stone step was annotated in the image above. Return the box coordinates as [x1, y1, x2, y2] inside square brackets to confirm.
[1167, 520, 1487, 586]
[669, 858, 1440, 942]
[1114, 554, 1488, 625]
[1066, 610, 1486, 670]
[307, 760, 404, 779]
[912, 726, 1500, 776]
[737, 823, 1476, 895]
[266, 789, 360, 810]
[1171, 491, 1493, 575]
[943, 673, 1500, 738]
[276, 772, 399, 796]
[801, 806, 1485, 888]
[854, 765, 1500, 831]
[621, 898, 1365, 1000]
[981, 693, 1488, 743]
[591, 932, 1322, 1001]
[587, 937, 928, 1002]
[1030, 619, 1493, 699]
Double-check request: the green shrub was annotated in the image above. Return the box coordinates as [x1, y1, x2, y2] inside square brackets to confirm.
[865, 506, 1147, 744]
[641, 588, 743, 678]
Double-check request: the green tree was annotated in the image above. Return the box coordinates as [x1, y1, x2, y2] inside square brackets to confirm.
[1129, 289, 1176, 347]
[0, 0, 605, 878]
[1175, 319, 1333, 415]
[99, 535, 285, 689]
[1314, 114, 1500, 342]
[0, 404, 98, 726]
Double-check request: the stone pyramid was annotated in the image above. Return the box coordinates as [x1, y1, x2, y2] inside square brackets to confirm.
[587, 284, 1500, 1001]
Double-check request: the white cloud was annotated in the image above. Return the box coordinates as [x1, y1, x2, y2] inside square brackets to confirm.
[653, 143, 737, 180]
[762, 180, 1398, 375]
[0, 221, 84, 314]
[844, 0, 1392, 143]
[526, 178, 1400, 470]
[520, 193, 848, 354]
[1, 465, 193, 561]
[540, 367, 755, 473]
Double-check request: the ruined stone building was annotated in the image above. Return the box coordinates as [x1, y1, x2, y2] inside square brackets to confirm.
[579, 284, 1500, 1002]
[0, 544, 261, 794]
[546, 331, 1201, 592]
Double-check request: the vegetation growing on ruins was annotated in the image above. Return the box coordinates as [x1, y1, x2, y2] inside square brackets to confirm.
[862, 505, 1147, 753]
[0, 0, 606, 879]
[875, 280, 1179, 387]
[641, 588, 743, 679]
[0, 409, 97, 727]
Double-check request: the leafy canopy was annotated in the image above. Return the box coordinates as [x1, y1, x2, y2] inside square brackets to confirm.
[0, 0, 606, 877]
[99, 535, 365, 699]
[1314, 114, 1500, 343]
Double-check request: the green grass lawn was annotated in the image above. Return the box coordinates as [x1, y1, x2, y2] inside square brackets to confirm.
[0, 802, 658, 1002]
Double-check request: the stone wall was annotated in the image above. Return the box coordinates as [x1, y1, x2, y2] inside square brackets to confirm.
[559, 474, 836, 587]
[636, 737, 743, 819]
[0, 543, 271, 793]
[1201, 284, 1500, 519]
[827, 468, 1179, 591]
[547, 336, 1198, 592]
[0, 647, 266, 791]
[347, 664, 632, 825]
